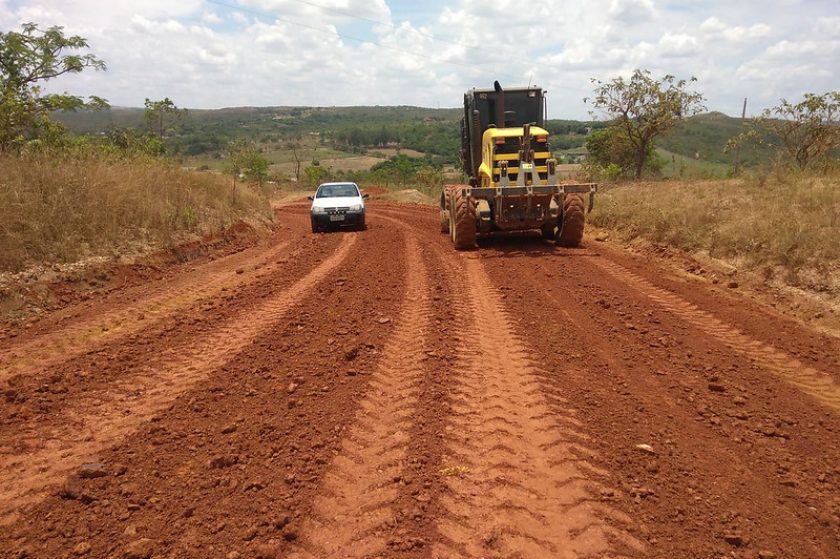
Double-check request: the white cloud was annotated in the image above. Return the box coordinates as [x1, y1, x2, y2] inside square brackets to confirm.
[816, 16, 840, 36]
[658, 32, 699, 58]
[201, 11, 223, 24]
[238, 0, 392, 25]
[0, 0, 835, 119]
[700, 16, 726, 33]
[608, 0, 655, 23]
[161, 19, 186, 33]
[700, 16, 772, 43]
[195, 46, 237, 66]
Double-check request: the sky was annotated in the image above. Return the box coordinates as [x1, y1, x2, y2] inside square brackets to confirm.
[1, 0, 838, 119]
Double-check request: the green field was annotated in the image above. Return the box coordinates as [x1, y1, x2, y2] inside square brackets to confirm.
[56, 106, 775, 180]
[656, 148, 731, 179]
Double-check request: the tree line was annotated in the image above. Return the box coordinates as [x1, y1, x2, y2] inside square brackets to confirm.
[584, 69, 840, 179]
[3, 22, 838, 183]
[1, 22, 270, 200]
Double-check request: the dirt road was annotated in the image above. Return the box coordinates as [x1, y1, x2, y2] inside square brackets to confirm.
[2, 202, 839, 559]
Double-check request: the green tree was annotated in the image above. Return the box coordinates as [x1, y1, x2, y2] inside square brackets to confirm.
[226, 138, 271, 198]
[587, 69, 705, 178]
[304, 161, 328, 186]
[144, 97, 186, 140]
[244, 152, 270, 186]
[226, 138, 250, 202]
[414, 166, 443, 188]
[584, 127, 661, 179]
[727, 91, 840, 170]
[0, 22, 107, 149]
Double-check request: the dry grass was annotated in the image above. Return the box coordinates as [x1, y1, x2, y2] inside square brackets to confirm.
[0, 153, 272, 272]
[590, 172, 840, 292]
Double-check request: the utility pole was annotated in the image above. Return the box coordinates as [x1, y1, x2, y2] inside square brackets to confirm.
[734, 97, 747, 175]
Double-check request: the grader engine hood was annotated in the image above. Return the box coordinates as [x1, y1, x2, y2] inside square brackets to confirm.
[478, 125, 553, 188]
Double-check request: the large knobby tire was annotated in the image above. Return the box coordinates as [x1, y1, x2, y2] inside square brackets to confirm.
[452, 188, 476, 250]
[541, 220, 557, 240]
[440, 186, 453, 234]
[556, 193, 585, 247]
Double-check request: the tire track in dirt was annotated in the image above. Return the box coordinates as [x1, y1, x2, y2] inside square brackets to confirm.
[371, 205, 840, 557]
[431, 251, 643, 558]
[591, 258, 840, 413]
[0, 235, 357, 522]
[288, 232, 432, 558]
[484, 247, 840, 558]
[0, 238, 297, 382]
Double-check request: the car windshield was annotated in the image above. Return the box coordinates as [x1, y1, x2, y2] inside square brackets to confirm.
[316, 184, 358, 198]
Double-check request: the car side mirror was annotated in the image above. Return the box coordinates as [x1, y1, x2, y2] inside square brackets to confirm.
[307, 195, 314, 201]
[362, 193, 369, 199]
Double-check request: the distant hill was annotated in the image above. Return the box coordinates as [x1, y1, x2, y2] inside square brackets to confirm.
[658, 112, 770, 167]
[55, 106, 768, 169]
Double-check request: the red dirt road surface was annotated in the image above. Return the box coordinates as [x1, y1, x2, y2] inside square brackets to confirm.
[1, 202, 839, 559]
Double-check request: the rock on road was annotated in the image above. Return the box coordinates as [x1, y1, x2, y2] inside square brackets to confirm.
[1, 201, 839, 559]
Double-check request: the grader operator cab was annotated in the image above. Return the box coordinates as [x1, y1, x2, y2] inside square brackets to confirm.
[441, 81, 596, 250]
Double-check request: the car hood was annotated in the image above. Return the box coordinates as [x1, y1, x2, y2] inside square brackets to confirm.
[311, 196, 363, 209]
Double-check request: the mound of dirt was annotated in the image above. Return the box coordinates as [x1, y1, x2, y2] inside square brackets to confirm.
[376, 189, 435, 205]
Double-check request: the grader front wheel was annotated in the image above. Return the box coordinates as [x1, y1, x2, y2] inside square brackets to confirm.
[541, 220, 557, 240]
[556, 193, 586, 247]
[440, 186, 453, 234]
[451, 188, 476, 250]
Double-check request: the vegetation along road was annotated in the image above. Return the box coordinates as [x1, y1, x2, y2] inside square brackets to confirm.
[1, 200, 839, 559]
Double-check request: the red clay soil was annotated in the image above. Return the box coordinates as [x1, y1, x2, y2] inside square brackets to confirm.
[1, 201, 839, 559]
[0, 220, 267, 327]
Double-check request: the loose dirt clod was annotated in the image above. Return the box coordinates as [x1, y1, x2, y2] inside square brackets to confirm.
[122, 538, 155, 559]
[77, 463, 108, 479]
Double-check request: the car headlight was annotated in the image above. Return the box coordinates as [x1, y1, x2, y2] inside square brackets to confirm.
[312, 206, 326, 214]
[348, 204, 362, 211]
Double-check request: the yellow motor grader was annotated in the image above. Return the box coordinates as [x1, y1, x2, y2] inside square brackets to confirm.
[441, 81, 596, 250]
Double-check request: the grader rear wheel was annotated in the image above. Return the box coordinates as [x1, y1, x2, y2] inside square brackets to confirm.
[556, 193, 585, 247]
[451, 188, 476, 250]
[440, 210, 450, 233]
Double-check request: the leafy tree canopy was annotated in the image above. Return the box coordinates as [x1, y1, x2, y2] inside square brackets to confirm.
[0, 22, 108, 148]
[727, 91, 840, 170]
[587, 69, 705, 178]
[144, 97, 187, 140]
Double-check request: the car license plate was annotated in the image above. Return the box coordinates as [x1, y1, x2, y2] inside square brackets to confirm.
[329, 215, 345, 222]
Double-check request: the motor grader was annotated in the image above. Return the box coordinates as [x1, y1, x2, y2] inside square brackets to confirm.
[441, 81, 596, 249]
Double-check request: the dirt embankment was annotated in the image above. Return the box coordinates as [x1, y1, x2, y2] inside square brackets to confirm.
[590, 176, 840, 335]
[1, 201, 839, 559]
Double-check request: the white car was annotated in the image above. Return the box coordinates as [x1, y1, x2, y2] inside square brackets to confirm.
[308, 182, 368, 233]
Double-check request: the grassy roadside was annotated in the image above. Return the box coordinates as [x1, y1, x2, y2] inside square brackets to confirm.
[0, 153, 273, 273]
[589, 173, 840, 297]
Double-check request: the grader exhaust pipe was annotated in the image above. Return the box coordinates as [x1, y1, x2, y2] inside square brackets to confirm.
[494, 80, 505, 127]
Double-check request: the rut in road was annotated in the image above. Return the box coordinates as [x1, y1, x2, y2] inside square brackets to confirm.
[372, 205, 643, 557]
[433, 252, 643, 558]
[289, 233, 433, 558]
[0, 235, 356, 522]
[0, 238, 296, 382]
[592, 258, 840, 412]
